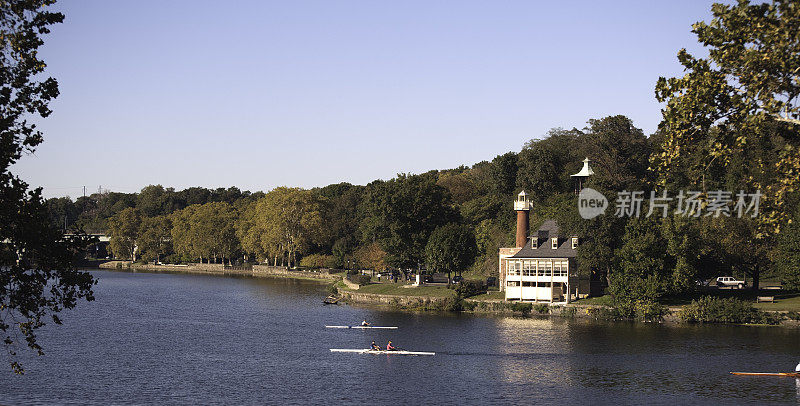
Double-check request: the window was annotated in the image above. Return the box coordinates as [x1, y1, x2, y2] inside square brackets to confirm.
[551, 237, 558, 249]
[510, 261, 521, 276]
[571, 237, 578, 249]
[554, 260, 568, 277]
[523, 260, 534, 276]
[507, 281, 520, 287]
[537, 260, 547, 276]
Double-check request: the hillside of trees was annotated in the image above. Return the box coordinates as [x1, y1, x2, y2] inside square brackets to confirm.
[42, 0, 800, 320]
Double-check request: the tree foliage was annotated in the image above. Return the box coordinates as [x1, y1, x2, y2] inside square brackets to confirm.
[654, 0, 800, 233]
[774, 207, 800, 291]
[355, 242, 387, 272]
[107, 208, 142, 261]
[0, 0, 94, 374]
[251, 187, 323, 267]
[425, 223, 477, 278]
[360, 174, 457, 269]
[138, 215, 172, 262]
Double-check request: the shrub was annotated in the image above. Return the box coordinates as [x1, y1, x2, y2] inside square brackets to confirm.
[508, 302, 532, 316]
[609, 273, 666, 321]
[455, 280, 486, 299]
[561, 306, 577, 318]
[634, 301, 667, 322]
[326, 283, 339, 295]
[586, 306, 622, 320]
[679, 296, 780, 325]
[346, 274, 372, 286]
[300, 254, 336, 269]
[445, 297, 464, 312]
[532, 303, 549, 314]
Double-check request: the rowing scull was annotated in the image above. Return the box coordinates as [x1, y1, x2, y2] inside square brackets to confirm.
[730, 372, 800, 377]
[330, 349, 434, 356]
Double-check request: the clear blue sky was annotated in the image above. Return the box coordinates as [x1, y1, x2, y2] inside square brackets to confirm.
[14, 0, 720, 198]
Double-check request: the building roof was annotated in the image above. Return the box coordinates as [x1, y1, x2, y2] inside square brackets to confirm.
[570, 157, 595, 177]
[510, 220, 577, 259]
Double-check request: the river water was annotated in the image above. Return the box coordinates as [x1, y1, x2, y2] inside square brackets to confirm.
[1, 270, 799, 405]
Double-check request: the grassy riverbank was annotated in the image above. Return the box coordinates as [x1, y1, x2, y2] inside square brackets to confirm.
[354, 283, 456, 297]
[335, 280, 800, 326]
[577, 292, 800, 313]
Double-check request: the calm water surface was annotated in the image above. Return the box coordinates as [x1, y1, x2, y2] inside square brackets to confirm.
[1, 270, 799, 405]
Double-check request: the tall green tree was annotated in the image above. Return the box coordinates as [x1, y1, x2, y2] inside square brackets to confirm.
[253, 187, 323, 267]
[1, 0, 95, 374]
[107, 208, 142, 261]
[170, 205, 202, 262]
[489, 152, 518, 196]
[580, 116, 652, 191]
[194, 202, 238, 265]
[235, 200, 264, 262]
[360, 174, 457, 270]
[136, 185, 167, 217]
[138, 215, 172, 263]
[654, 0, 800, 233]
[774, 207, 800, 291]
[425, 223, 477, 280]
[516, 128, 581, 201]
[609, 218, 669, 319]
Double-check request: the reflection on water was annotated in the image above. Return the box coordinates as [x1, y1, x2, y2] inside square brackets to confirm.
[493, 317, 577, 387]
[1, 270, 799, 405]
[796, 378, 800, 401]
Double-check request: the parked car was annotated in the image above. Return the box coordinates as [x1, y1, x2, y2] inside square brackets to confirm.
[716, 276, 746, 289]
[451, 275, 464, 284]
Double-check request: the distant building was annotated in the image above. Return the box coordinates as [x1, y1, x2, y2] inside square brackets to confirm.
[498, 159, 595, 303]
[501, 219, 584, 302]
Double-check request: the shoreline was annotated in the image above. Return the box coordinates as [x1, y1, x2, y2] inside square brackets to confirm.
[95, 261, 339, 283]
[92, 263, 800, 327]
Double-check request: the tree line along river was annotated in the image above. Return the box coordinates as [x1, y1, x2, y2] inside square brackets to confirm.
[2, 269, 799, 405]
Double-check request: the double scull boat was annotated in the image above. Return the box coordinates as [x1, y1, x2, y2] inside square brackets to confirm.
[330, 349, 435, 356]
[325, 325, 398, 329]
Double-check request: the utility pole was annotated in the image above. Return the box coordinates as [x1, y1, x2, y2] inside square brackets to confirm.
[83, 185, 86, 198]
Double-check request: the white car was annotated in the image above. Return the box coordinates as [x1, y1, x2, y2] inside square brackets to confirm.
[715, 276, 746, 289]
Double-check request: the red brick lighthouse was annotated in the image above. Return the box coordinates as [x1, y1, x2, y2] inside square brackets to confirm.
[514, 191, 532, 248]
[498, 191, 532, 291]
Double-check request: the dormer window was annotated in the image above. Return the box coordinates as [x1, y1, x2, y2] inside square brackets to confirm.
[571, 237, 578, 249]
[551, 237, 558, 249]
[531, 237, 537, 249]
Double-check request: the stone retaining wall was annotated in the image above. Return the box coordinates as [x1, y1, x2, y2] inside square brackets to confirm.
[340, 291, 451, 307]
[252, 265, 341, 280]
[98, 262, 339, 281]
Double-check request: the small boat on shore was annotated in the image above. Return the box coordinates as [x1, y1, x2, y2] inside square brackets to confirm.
[330, 349, 434, 356]
[322, 295, 340, 305]
[730, 372, 800, 377]
[325, 325, 398, 329]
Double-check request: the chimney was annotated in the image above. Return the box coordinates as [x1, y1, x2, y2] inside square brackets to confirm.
[514, 191, 531, 248]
